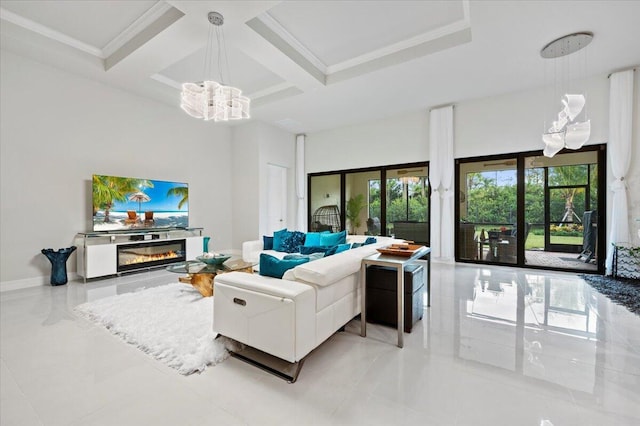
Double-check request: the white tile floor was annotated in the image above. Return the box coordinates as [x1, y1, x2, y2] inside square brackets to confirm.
[1, 262, 639, 426]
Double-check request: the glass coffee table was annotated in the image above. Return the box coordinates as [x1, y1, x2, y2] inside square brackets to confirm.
[166, 258, 256, 297]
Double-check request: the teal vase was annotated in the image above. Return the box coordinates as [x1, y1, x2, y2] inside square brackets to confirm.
[203, 237, 210, 253]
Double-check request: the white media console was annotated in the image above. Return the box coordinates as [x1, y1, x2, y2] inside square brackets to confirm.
[75, 228, 203, 280]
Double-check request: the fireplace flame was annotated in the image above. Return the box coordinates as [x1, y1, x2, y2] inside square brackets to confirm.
[123, 250, 179, 265]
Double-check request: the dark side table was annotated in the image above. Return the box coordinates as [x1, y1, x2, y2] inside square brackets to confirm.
[360, 246, 431, 348]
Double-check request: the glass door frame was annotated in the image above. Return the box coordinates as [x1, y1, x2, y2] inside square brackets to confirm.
[546, 183, 589, 253]
[455, 145, 606, 274]
[308, 161, 430, 245]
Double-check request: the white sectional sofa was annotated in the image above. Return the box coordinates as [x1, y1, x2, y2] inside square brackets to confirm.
[213, 235, 400, 375]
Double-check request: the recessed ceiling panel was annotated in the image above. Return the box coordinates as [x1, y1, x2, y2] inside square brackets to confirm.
[159, 46, 285, 97]
[1, 0, 157, 48]
[266, 0, 465, 66]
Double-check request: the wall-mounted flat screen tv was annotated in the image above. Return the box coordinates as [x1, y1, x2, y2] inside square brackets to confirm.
[92, 174, 188, 232]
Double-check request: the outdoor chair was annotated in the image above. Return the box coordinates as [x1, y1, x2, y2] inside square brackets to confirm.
[124, 210, 138, 225]
[144, 211, 155, 226]
[366, 217, 381, 235]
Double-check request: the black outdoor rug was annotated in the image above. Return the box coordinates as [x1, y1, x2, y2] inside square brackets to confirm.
[580, 274, 640, 315]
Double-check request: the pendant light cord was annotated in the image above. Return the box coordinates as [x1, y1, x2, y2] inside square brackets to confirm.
[220, 25, 231, 87]
[216, 25, 224, 84]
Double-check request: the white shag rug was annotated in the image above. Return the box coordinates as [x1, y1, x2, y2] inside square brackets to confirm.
[75, 283, 230, 375]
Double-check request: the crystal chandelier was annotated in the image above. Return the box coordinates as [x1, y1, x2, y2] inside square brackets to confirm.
[540, 32, 592, 158]
[180, 12, 250, 122]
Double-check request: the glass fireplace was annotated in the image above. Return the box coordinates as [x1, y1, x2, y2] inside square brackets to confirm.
[117, 240, 186, 272]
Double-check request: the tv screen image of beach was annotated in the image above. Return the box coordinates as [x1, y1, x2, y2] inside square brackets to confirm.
[92, 174, 188, 231]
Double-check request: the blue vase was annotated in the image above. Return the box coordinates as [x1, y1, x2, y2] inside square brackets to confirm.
[203, 237, 210, 253]
[41, 246, 77, 286]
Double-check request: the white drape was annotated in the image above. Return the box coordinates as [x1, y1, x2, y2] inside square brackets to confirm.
[295, 134, 307, 232]
[429, 105, 455, 259]
[429, 137, 442, 257]
[605, 70, 634, 273]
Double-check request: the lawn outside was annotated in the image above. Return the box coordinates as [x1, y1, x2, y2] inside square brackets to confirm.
[467, 225, 583, 251]
[525, 234, 583, 250]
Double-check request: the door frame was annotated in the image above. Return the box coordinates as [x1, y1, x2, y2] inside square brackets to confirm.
[545, 184, 590, 253]
[266, 163, 287, 235]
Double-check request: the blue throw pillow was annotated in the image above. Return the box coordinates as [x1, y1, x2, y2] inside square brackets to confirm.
[352, 242, 363, 248]
[319, 230, 346, 246]
[299, 245, 333, 255]
[335, 243, 352, 254]
[363, 237, 377, 245]
[283, 254, 309, 260]
[263, 235, 274, 250]
[303, 231, 329, 247]
[284, 253, 325, 262]
[324, 245, 338, 256]
[281, 231, 306, 253]
[307, 252, 325, 262]
[259, 253, 309, 279]
[272, 228, 289, 252]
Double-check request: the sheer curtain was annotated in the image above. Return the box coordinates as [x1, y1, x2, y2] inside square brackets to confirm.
[429, 105, 454, 259]
[606, 69, 635, 273]
[295, 134, 307, 232]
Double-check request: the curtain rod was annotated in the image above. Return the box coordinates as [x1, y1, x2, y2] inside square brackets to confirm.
[607, 67, 637, 78]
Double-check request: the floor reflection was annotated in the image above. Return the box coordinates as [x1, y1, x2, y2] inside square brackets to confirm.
[454, 268, 602, 395]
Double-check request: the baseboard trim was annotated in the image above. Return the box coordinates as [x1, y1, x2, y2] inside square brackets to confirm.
[0, 273, 79, 292]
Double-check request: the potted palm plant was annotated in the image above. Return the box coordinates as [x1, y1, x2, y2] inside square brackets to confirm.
[346, 194, 366, 234]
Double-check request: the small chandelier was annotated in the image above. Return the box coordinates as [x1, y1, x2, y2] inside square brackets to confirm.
[540, 32, 592, 158]
[180, 12, 250, 122]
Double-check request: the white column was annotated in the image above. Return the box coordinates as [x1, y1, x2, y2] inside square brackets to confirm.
[429, 105, 455, 259]
[295, 134, 307, 232]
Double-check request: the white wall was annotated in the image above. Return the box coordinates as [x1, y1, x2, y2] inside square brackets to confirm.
[306, 111, 429, 173]
[230, 123, 261, 250]
[454, 74, 610, 157]
[0, 49, 233, 287]
[230, 122, 296, 248]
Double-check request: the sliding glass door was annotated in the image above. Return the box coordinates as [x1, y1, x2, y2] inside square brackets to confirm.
[386, 166, 429, 244]
[458, 158, 518, 264]
[345, 170, 382, 235]
[308, 162, 429, 244]
[456, 145, 604, 274]
[525, 150, 599, 270]
[309, 174, 342, 232]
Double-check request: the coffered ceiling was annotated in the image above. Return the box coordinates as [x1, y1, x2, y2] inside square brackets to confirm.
[1, 1, 639, 134]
